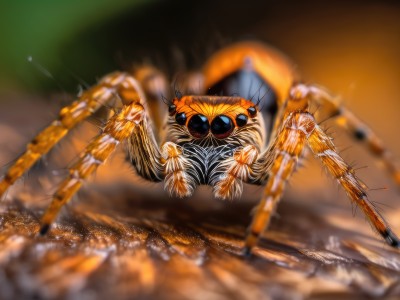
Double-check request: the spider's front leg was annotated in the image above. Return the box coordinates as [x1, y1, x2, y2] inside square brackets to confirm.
[38, 72, 167, 234]
[161, 142, 197, 198]
[0, 72, 143, 198]
[245, 109, 399, 255]
[213, 145, 259, 200]
[244, 111, 310, 254]
[39, 100, 146, 234]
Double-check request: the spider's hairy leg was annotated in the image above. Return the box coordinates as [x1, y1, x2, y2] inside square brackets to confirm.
[307, 116, 400, 248]
[213, 145, 259, 200]
[245, 108, 399, 254]
[0, 72, 142, 198]
[161, 142, 196, 198]
[132, 65, 169, 131]
[39, 101, 144, 234]
[302, 84, 400, 186]
[244, 112, 310, 254]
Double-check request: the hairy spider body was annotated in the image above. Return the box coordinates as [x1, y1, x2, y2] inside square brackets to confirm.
[1, 41, 399, 254]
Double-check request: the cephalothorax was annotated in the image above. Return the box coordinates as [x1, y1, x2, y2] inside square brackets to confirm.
[1, 41, 399, 254]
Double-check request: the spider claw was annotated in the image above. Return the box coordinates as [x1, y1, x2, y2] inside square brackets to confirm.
[243, 246, 253, 258]
[39, 223, 50, 236]
[382, 228, 400, 248]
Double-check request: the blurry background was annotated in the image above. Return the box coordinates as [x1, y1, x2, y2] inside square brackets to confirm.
[0, 0, 400, 299]
[1, 0, 399, 96]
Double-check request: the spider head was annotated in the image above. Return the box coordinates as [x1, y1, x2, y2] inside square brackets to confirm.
[167, 96, 261, 146]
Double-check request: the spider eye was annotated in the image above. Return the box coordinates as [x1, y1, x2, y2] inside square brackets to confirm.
[211, 115, 234, 139]
[175, 112, 187, 125]
[168, 104, 176, 115]
[247, 106, 257, 117]
[188, 114, 210, 138]
[235, 114, 248, 127]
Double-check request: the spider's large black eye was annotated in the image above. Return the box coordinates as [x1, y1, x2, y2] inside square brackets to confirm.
[175, 112, 186, 125]
[211, 115, 234, 139]
[188, 114, 209, 138]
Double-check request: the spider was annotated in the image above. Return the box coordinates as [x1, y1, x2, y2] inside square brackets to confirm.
[0, 41, 399, 255]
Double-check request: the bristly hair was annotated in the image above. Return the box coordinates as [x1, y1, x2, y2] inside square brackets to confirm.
[256, 84, 274, 110]
[172, 74, 183, 100]
[249, 82, 264, 104]
[161, 94, 171, 106]
[175, 89, 183, 100]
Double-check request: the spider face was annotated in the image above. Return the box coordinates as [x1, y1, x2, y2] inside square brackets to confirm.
[167, 95, 262, 147]
[0, 41, 399, 255]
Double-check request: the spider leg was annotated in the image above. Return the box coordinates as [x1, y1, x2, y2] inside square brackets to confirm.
[306, 114, 399, 248]
[132, 65, 170, 131]
[161, 142, 197, 198]
[213, 145, 259, 200]
[244, 112, 310, 254]
[39, 101, 145, 234]
[298, 83, 400, 186]
[0, 72, 143, 198]
[245, 108, 399, 254]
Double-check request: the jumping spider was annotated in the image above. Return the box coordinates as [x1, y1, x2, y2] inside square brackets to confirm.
[1, 41, 399, 255]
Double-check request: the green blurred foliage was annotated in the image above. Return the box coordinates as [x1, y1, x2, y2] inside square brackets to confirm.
[0, 0, 152, 91]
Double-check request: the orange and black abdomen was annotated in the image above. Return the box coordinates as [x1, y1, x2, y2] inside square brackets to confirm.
[202, 41, 298, 127]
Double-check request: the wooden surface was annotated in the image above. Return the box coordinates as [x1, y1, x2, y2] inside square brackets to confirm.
[0, 97, 400, 300]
